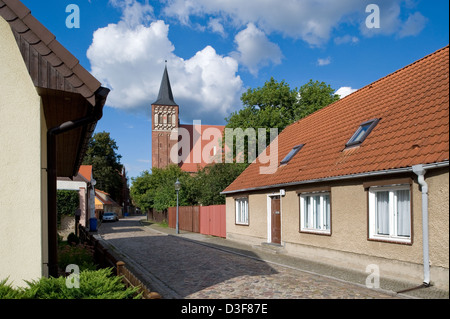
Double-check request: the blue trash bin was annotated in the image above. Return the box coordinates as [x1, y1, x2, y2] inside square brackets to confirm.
[89, 218, 97, 232]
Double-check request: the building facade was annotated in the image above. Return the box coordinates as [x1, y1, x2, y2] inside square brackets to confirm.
[222, 46, 449, 290]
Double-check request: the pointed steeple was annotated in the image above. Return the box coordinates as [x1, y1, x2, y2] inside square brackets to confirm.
[153, 63, 177, 106]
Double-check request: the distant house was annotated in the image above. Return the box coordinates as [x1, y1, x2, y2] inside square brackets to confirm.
[95, 189, 123, 218]
[0, 0, 108, 285]
[222, 46, 449, 289]
[57, 165, 96, 229]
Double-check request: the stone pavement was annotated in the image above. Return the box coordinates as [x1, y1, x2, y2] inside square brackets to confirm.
[97, 215, 448, 299]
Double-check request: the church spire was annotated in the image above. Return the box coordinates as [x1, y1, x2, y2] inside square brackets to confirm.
[153, 63, 177, 106]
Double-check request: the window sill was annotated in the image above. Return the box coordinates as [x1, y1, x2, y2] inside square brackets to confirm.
[368, 236, 412, 245]
[300, 229, 331, 236]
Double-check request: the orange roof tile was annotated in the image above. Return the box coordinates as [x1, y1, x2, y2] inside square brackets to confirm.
[78, 165, 92, 181]
[224, 46, 449, 193]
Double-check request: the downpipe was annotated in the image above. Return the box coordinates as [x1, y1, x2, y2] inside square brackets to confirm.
[412, 164, 431, 287]
[47, 87, 109, 278]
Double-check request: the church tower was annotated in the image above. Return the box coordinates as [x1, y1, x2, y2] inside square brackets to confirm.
[151, 65, 179, 169]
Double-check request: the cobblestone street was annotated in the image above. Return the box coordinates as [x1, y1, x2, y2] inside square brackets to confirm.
[98, 216, 400, 299]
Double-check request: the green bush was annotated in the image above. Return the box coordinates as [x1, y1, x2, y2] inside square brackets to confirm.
[57, 190, 79, 217]
[67, 233, 80, 246]
[58, 243, 96, 271]
[0, 278, 22, 299]
[1, 268, 141, 299]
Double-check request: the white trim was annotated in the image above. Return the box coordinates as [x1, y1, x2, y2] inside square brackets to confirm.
[299, 191, 331, 235]
[368, 184, 412, 244]
[235, 197, 249, 225]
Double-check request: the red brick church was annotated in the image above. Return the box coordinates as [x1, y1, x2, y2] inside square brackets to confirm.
[151, 66, 225, 173]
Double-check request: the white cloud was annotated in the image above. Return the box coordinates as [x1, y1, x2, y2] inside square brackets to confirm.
[232, 23, 283, 75]
[207, 17, 226, 37]
[163, 0, 428, 46]
[317, 57, 331, 66]
[87, 0, 243, 124]
[336, 87, 358, 99]
[334, 35, 359, 45]
[398, 12, 428, 38]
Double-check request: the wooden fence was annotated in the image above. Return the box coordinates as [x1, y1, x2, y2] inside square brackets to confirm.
[78, 225, 161, 299]
[168, 205, 226, 238]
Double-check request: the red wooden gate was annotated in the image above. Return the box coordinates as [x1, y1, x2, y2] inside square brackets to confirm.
[168, 205, 226, 238]
[200, 205, 226, 238]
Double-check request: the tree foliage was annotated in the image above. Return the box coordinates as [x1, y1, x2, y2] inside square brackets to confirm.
[195, 163, 247, 206]
[227, 77, 339, 131]
[130, 165, 195, 212]
[130, 163, 246, 211]
[82, 132, 124, 201]
[224, 77, 339, 165]
[57, 190, 79, 216]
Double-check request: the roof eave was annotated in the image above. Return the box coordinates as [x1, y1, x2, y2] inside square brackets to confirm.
[220, 161, 449, 195]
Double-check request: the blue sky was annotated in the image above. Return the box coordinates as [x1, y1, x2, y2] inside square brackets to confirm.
[21, 0, 449, 180]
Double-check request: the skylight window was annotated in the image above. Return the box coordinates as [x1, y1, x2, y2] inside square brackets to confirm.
[346, 119, 380, 148]
[280, 144, 304, 165]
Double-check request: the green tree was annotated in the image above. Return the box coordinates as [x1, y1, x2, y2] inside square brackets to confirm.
[225, 78, 339, 164]
[82, 132, 123, 201]
[195, 163, 247, 206]
[295, 79, 340, 120]
[130, 165, 196, 212]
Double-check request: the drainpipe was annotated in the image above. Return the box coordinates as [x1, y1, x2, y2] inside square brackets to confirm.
[412, 164, 430, 287]
[47, 87, 109, 278]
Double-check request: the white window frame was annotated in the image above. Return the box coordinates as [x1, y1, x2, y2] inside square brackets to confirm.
[299, 192, 331, 235]
[368, 185, 412, 244]
[235, 197, 249, 225]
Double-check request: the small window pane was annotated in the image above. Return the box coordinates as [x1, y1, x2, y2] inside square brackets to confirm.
[280, 144, 304, 165]
[346, 119, 379, 147]
[396, 190, 411, 237]
[236, 198, 248, 225]
[375, 191, 390, 235]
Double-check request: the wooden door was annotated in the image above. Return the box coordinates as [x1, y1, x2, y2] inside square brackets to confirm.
[271, 196, 281, 244]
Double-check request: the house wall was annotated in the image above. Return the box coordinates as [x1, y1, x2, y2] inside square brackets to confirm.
[226, 169, 449, 289]
[0, 17, 46, 287]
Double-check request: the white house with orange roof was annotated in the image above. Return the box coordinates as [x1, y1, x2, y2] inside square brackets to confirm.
[57, 165, 96, 230]
[222, 46, 449, 290]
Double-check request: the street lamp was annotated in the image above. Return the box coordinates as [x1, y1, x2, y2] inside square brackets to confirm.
[174, 178, 181, 234]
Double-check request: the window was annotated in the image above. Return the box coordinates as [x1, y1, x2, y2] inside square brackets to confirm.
[368, 185, 411, 244]
[235, 197, 249, 225]
[299, 192, 331, 234]
[280, 144, 304, 165]
[346, 119, 380, 147]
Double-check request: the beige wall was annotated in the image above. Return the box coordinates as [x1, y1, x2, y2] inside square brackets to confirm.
[226, 169, 449, 288]
[0, 17, 46, 287]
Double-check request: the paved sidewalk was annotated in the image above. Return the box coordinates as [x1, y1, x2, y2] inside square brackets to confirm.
[97, 215, 448, 299]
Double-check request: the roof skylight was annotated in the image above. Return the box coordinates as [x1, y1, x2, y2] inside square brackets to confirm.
[346, 119, 380, 148]
[280, 144, 304, 165]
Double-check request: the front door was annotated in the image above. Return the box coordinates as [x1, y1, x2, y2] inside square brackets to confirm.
[271, 196, 281, 244]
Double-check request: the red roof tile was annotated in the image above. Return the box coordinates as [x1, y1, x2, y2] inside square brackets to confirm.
[224, 46, 449, 193]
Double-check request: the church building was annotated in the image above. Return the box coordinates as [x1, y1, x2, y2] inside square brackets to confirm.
[151, 66, 225, 173]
